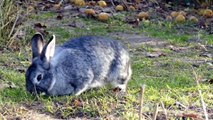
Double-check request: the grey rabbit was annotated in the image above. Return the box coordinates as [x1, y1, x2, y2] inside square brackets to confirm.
[26, 33, 132, 96]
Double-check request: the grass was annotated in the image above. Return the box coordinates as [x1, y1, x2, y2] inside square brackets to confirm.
[29, 11, 56, 20]
[0, 10, 213, 119]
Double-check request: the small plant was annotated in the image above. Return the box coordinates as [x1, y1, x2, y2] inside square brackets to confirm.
[0, 0, 19, 49]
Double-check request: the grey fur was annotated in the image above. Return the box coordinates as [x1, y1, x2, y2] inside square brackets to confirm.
[26, 33, 132, 96]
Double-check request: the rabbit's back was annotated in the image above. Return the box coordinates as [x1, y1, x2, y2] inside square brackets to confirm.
[60, 36, 131, 88]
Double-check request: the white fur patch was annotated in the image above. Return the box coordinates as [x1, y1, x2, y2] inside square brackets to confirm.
[116, 84, 126, 92]
[48, 78, 56, 92]
[75, 86, 88, 96]
[33, 78, 40, 85]
[45, 35, 56, 62]
[89, 81, 104, 88]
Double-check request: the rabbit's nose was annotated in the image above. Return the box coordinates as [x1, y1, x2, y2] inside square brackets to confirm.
[35, 86, 47, 93]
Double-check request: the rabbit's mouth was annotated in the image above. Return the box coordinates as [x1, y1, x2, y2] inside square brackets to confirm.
[33, 85, 47, 95]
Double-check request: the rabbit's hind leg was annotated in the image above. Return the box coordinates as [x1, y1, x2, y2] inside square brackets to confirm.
[73, 78, 93, 96]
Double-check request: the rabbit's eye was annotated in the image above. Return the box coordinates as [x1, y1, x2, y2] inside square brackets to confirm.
[37, 74, 42, 81]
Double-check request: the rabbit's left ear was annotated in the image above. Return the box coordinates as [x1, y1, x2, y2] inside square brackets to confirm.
[31, 33, 44, 59]
[40, 35, 55, 63]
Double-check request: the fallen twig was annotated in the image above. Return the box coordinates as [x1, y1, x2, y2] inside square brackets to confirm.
[0, 112, 6, 120]
[198, 43, 208, 51]
[143, 113, 152, 120]
[193, 70, 209, 120]
[161, 101, 168, 120]
[121, 0, 128, 10]
[58, 0, 64, 5]
[110, 0, 115, 7]
[175, 101, 187, 110]
[8, 12, 19, 39]
[33, 84, 41, 100]
[153, 103, 159, 120]
[7, 25, 24, 47]
[139, 84, 145, 120]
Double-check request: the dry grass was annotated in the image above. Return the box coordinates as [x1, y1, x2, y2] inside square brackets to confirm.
[0, 0, 20, 49]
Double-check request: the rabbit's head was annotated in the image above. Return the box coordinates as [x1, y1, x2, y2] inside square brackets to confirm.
[26, 33, 56, 95]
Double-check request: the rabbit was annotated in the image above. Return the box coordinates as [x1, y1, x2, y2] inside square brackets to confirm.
[25, 33, 132, 96]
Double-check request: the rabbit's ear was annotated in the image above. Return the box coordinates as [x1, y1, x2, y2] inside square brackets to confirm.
[31, 33, 44, 59]
[40, 35, 56, 63]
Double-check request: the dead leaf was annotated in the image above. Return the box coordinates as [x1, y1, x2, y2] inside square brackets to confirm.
[182, 113, 199, 119]
[68, 21, 84, 28]
[16, 29, 26, 40]
[202, 79, 213, 84]
[197, 43, 208, 51]
[27, 5, 35, 13]
[79, 8, 87, 13]
[34, 23, 48, 35]
[36, 2, 52, 11]
[146, 52, 166, 58]
[71, 99, 83, 107]
[174, 101, 187, 110]
[63, 5, 73, 11]
[53, 4, 61, 10]
[199, 52, 212, 58]
[74, 100, 82, 107]
[0, 82, 8, 91]
[112, 87, 121, 93]
[168, 45, 180, 52]
[125, 15, 139, 24]
[16, 67, 25, 73]
[101, 7, 112, 13]
[47, 0, 56, 3]
[168, 45, 189, 52]
[34, 23, 47, 28]
[198, 18, 208, 29]
[56, 14, 63, 20]
[87, 1, 96, 6]
[0, 81, 17, 91]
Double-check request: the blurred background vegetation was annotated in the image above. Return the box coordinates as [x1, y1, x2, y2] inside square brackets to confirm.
[163, 0, 212, 7]
[0, 0, 212, 50]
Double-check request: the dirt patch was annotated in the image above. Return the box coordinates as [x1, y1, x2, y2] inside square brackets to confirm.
[108, 32, 168, 48]
[0, 105, 56, 120]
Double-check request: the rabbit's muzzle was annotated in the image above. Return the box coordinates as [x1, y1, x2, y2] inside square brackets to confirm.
[30, 85, 47, 95]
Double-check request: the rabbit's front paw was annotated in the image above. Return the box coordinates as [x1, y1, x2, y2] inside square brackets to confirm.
[112, 86, 127, 98]
[74, 86, 88, 96]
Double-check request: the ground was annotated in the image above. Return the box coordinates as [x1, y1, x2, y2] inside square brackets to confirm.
[0, 1, 213, 120]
